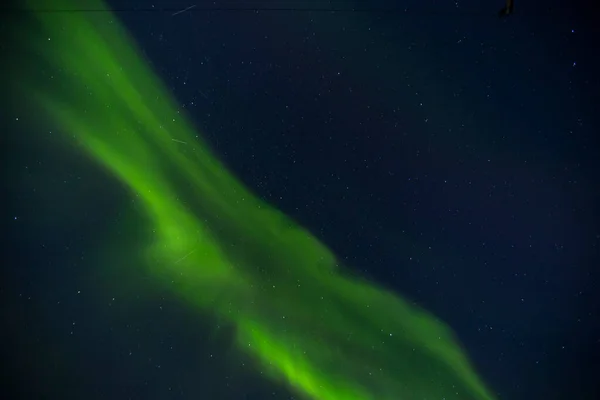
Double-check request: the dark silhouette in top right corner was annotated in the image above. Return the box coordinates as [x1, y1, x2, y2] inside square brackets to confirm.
[498, 0, 514, 17]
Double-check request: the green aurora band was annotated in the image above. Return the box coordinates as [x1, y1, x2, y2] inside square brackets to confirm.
[13, 1, 497, 399]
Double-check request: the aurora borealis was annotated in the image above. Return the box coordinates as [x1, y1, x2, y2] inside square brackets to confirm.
[8, 0, 500, 399]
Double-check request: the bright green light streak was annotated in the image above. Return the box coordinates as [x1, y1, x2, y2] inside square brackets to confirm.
[14, 1, 497, 399]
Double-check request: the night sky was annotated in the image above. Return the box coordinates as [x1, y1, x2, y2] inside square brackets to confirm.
[3, 1, 599, 399]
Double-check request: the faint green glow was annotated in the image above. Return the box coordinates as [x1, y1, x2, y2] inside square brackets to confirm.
[15, 0, 496, 399]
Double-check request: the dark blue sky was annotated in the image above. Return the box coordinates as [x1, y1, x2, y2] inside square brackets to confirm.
[4, 1, 599, 399]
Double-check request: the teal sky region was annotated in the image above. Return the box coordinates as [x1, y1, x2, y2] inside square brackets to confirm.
[11, 0, 498, 399]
